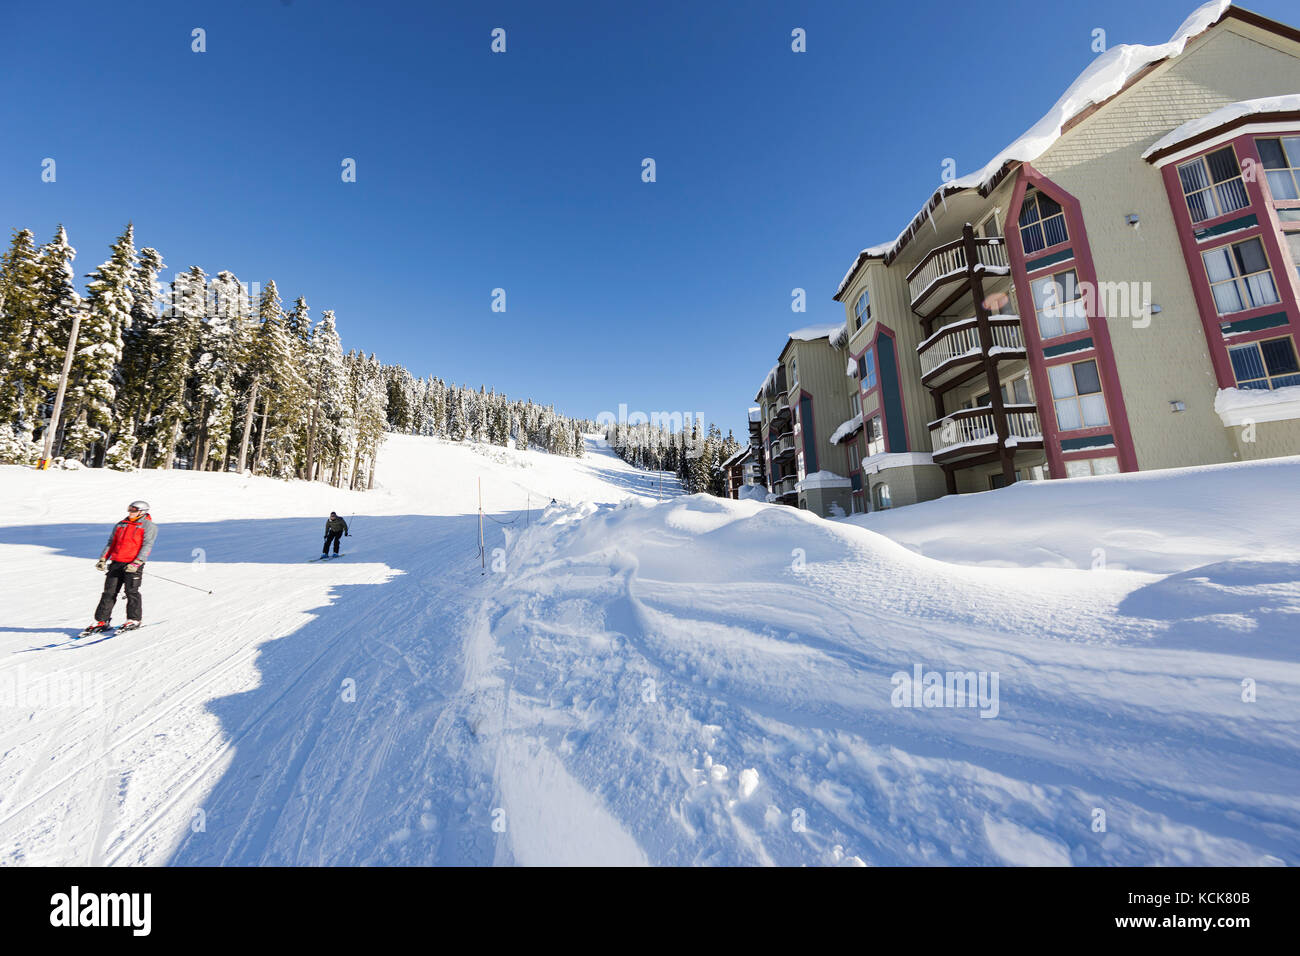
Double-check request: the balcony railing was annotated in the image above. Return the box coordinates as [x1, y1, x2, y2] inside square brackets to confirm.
[772, 432, 796, 458]
[774, 475, 798, 496]
[917, 316, 1025, 379]
[773, 391, 791, 417]
[907, 237, 1010, 311]
[928, 405, 1041, 457]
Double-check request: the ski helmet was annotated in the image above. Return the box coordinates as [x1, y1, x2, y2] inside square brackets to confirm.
[128, 500, 150, 512]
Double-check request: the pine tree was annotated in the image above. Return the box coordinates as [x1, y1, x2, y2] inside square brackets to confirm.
[0, 229, 42, 437]
[153, 266, 205, 468]
[118, 246, 165, 465]
[30, 226, 82, 456]
[62, 224, 137, 463]
[192, 270, 249, 471]
[302, 309, 346, 480]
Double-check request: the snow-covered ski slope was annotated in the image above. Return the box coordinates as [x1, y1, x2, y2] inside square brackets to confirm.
[1, 438, 1297, 866]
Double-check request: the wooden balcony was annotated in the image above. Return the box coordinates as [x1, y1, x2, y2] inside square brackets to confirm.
[774, 475, 799, 497]
[907, 236, 1010, 318]
[772, 432, 797, 460]
[917, 316, 1027, 389]
[927, 405, 1043, 464]
[773, 391, 791, 419]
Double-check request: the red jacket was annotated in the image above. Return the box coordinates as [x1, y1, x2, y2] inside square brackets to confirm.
[103, 513, 158, 564]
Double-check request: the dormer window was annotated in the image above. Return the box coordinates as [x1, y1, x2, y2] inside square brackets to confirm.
[1018, 191, 1068, 254]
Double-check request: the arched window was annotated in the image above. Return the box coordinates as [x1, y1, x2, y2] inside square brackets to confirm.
[1018, 190, 1069, 254]
[873, 482, 892, 510]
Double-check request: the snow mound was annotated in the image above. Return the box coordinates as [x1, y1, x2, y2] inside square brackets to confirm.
[484, 458, 1300, 864]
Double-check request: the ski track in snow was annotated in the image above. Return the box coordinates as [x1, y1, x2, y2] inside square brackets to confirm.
[1, 439, 1298, 866]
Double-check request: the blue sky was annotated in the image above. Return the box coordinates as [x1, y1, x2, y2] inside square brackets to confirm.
[3, 0, 1293, 439]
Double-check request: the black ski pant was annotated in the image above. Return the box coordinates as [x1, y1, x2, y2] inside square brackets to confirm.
[323, 530, 343, 555]
[95, 561, 143, 622]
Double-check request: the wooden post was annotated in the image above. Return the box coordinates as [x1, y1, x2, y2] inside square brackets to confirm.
[39, 309, 82, 468]
[478, 477, 485, 573]
[963, 222, 1017, 486]
[237, 377, 259, 474]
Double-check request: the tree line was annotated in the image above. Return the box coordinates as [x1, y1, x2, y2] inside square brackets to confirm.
[604, 419, 741, 496]
[0, 223, 596, 485]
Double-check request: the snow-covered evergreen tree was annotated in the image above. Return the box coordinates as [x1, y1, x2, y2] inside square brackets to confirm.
[153, 266, 205, 468]
[0, 229, 42, 435]
[30, 226, 81, 452]
[62, 225, 136, 462]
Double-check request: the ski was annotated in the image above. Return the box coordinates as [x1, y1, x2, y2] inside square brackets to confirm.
[74, 622, 145, 640]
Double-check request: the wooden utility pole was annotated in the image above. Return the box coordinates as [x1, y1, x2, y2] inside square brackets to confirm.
[478, 477, 485, 574]
[39, 309, 82, 469]
[236, 377, 260, 474]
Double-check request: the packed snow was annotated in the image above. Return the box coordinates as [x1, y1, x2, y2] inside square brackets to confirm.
[1, 438, 1298, 865]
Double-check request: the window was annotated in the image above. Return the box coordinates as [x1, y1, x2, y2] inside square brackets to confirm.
[789, 358, 798, 387]
[975, 385, 1010, 407]
[981, 215, 1001, 239]
[865, 414, 884, 457]
[1048, 359, 1108, 431]
[1286, 232, 1300, 284]
[1018, 191, 1069, 254]
[1228, 336, 1300, 390]
[858, 349, 877, 389]
[1064, 457, 1119, 478]
[1258, 136, 1300, 201]
[848, 442, 860, 471]
[853, 289, 871, 331]
[873, 483, 892, 510]
[849, 389, 861, 417]
[1177, 146, 1249, 222]
[1031, 268, 1088, 338]
[1012, 376, 1032, 405]
[799, 395, 817, 473]
[1201, 237, 1279, 314]
[989, 473, 1007, 490]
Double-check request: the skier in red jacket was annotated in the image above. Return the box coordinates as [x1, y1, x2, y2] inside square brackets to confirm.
[82, 500, 158, 636]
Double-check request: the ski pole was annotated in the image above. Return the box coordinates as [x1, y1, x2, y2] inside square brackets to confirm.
[144, 571, 213, 595]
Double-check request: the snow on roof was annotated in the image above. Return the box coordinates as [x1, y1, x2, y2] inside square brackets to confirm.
[788, 324, 844, 342]
[835, 0, 1232, 297]
[1143, 93, 1300, 158]
[721, 446, 752, 469]
[797, 470, 852, 491]
[756, 363, 779, 400]
[830, 413, 864, 446]
[748, 406, 761, 422]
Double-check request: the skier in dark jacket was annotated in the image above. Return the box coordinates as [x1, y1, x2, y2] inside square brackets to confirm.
[322, 512, 349, 557]
[84, 500, 157, 634]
